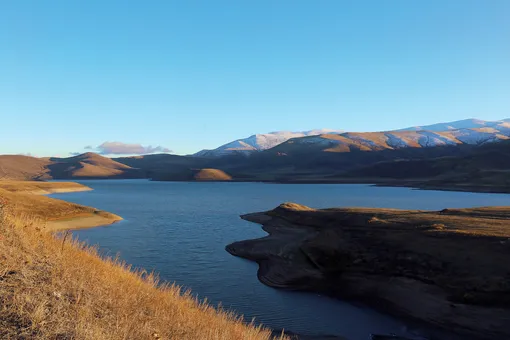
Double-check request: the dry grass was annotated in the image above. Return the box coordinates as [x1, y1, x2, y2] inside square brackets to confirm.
[194, 169, 233, 181]
[0, 180, 91, 194]
[0, 155, 51, 181]
[0, 188, 106, 223]
[0, 207, 286, 339]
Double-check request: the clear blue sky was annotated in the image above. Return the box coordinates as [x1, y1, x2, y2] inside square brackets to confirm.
[1, 0, 509, 156]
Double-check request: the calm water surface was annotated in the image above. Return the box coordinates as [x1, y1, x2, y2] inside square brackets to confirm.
[51, 181, 510, 339]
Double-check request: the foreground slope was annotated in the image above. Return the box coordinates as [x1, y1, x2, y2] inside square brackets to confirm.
[0, 187, 121, 231]
[227, 203, 510, 339]
[0, 189, 282, 340]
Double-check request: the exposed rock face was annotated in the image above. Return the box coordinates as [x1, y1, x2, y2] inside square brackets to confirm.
[226, 203, 510, 340]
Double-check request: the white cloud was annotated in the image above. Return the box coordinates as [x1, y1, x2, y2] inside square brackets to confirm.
[85, 142, 172, 155]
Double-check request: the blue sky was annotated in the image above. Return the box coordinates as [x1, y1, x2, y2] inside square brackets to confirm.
[1, 0, 509, 156]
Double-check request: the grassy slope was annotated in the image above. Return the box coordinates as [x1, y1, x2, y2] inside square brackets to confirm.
[0, 188, 121, 232]
[0, 180, 91, 194]
[194, 169, 233, 181]
[0, 212, 281, 339]
[0, 189, 284, 339]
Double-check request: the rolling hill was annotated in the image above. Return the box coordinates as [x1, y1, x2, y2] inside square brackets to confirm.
[0, 153, 143, 180]
[48, 152, 143, 179]
[0, 155, 51, 180]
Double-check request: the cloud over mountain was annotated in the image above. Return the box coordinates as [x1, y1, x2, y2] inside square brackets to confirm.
[85, 142, 172, 155]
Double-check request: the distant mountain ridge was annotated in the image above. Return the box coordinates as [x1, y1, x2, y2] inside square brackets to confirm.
[399, 118, 510, 132]
[193, 129, 343, 157]
[192, 119, 510, 157]
[271, 125, 510, 155]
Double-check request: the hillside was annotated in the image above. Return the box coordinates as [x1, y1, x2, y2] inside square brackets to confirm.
[0, 153, 143, 180]
[151, 168, 233, 181]
[340, 139, 510, 192]
[0, 187, 121, 231]
[0, 155, 51, 180]
[0, 189, 281, 339]
[49, 152, 143, 179]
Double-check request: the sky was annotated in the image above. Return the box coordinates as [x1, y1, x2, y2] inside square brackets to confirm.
[1, 0, 509, 156]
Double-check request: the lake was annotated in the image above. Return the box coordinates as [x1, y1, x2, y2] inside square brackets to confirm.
[50, 180, 510, 339]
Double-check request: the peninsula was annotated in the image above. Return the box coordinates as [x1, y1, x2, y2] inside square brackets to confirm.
[226, 203, 510, 339]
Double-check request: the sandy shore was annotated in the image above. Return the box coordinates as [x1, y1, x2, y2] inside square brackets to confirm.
[45, 212, 123, 232]
[0, 180, 122, 232]
[0, 180, 93, 195]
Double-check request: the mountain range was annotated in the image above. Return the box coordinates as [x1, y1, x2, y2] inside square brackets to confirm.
[1, 117, 510, 192]
[193, 118, 510, 157]
[193, 129, 343, 157]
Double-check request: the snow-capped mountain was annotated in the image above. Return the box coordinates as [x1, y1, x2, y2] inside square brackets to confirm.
[399, 118, 510, 132]
[272, 124, 510, 154]
[194, 129, 342, 157]
[193, 119, 510, 157]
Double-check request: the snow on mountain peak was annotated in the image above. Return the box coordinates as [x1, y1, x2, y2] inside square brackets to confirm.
[193, 129, 343, 157]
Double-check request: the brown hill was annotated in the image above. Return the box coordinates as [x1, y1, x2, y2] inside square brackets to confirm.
[48, 152, 142, 179]
[0, 155, 51, 180]
[151, 168, 233, 181]
[194, 169, 232, 181]
[0, 153, 143, 180]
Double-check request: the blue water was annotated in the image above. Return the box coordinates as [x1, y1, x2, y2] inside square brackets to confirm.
[50, 180, 510, 339]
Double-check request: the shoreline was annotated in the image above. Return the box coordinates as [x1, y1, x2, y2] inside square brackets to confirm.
[31, 186, 93, 195]
[150, 178, 510, 194]
[45, 212, 123, 232]
[0, 180, 123, 232]
[226, 203, 510, 340]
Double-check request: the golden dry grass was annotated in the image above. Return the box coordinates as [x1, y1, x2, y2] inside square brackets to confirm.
[0, 206, 286, 339]
[0, 180, 91, 194]
[194, 169, 233, 181]
[0, 155, 51, 180]
[0, 188, 110, 223]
